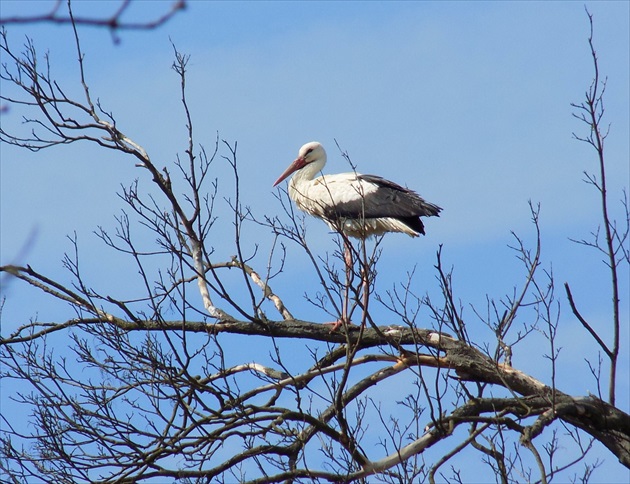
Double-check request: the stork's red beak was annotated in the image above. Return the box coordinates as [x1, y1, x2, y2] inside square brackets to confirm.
[273, 156, 307, 187]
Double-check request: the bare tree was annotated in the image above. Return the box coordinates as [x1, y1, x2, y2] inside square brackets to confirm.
[1, 5, 628, 483]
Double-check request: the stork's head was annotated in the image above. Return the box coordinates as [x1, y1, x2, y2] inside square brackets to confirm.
[273, 142, 327, 187]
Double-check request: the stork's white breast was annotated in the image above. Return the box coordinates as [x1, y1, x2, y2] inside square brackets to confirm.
[289, 172, 378, 216]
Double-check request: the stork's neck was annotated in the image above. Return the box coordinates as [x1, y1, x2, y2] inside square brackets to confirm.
[290, 157, 326, 185]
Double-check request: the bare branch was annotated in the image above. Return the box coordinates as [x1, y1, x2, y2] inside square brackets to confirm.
[0, 0, 186, 42]
[568, 7, 624, 405]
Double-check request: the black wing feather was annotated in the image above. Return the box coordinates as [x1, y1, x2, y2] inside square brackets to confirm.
[321, 174, 441, 235]
[331, 174, 442, 218]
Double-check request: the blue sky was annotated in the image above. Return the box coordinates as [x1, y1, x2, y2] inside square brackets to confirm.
[1, 1, 629, 481]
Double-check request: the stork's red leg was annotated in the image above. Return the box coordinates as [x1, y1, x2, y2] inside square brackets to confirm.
[325, 238, 354, 332]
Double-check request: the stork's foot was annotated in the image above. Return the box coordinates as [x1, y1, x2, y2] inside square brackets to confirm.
[323, 318, 356, 332]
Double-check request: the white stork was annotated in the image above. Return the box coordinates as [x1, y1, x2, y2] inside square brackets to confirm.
[273, 141, 441, 238]
[273, 141, 441, 329]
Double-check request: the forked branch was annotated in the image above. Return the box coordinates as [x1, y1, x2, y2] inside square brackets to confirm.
[568, 8, 625, 406]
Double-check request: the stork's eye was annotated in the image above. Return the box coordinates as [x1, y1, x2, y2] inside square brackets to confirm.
[305, 148, 313, 154]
